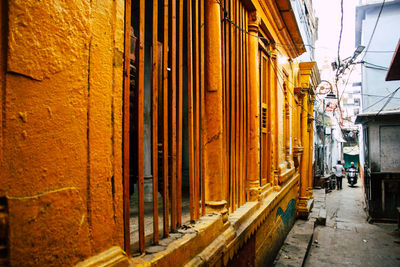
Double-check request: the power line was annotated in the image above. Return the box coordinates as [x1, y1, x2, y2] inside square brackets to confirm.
[363, 88, 400, 112]
[361, 0, 386, 61]
[343, 92, 400, 100]
[336, 0, 344, 81]
[373, 86, 400, 118]
[216, 0, 314, 51]
[216, 0, 335, 120]
[266, 53, 315, 117]
[336, 0, 386, 118]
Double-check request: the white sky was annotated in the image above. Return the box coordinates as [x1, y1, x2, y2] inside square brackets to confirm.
[314, 0, 359, 66]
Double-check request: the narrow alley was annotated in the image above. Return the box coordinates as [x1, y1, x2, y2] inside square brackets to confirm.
[304, 183, 400, 266]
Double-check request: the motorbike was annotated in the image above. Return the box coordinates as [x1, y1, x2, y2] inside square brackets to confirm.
[347, 168, 358, 187]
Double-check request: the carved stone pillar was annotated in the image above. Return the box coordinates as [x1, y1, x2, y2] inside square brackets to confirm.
[293, 88, 304, 172]
[204, 0, 227, 219]
[297, 89, 310, 217]
[246, 11, 261, 201]
[307, 95, 315, 199]
[296, 62, 317, 217]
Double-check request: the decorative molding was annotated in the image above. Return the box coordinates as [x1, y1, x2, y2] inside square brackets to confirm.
[205, 200, 229, 221]
[296, 197, 313, 219]
[248, 11, 260, 28]
[279, 166, 296, 184]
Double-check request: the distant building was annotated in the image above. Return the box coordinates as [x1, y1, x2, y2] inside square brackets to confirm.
[355, 0, 400, 221]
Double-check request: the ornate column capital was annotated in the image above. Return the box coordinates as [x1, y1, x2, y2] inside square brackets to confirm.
[248, 11, 260, 32]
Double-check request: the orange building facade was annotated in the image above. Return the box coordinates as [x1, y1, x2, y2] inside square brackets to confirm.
[0, 0, 319, 266]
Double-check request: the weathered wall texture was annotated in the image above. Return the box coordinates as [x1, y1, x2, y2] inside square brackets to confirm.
[0, 0, 125, 265]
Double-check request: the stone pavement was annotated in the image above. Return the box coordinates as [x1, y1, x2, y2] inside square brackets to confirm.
[305, 182, 400, 267]
[274, 182, 400, 267]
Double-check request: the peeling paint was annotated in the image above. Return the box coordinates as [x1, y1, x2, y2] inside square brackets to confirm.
[18, 111, 27, 123]
[21, 130, 27, 139]
[44, 105, 52, 117]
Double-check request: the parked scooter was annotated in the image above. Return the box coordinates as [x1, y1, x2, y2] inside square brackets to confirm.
[346, 162, 358, 187]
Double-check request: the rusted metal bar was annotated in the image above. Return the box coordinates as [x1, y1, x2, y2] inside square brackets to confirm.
[223, 0, 230, 209]
[194, 0, 200, 220]
[240, 3, 245, 205]
[171, 0, 177, 232]
[152, 0, 159, 244]
[123, 0, 132, 256]
[273, 56, 279, 172]
[163, 0, 170, 238]
[238, 1, 243, 206]
[235, 0, 239, 208]
[138, 0, 146, 253]
[177, 0, 184, 227]
[187, 0, 195, 222]
[230, 0, 236, 212]
[244, 11, 249, 201]
[200, 0, 205, 217]
[243, 7, 248, 204]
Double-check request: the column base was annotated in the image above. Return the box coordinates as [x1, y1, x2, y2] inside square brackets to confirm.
[296, 197, 314, 219]
[248, 187, 261, 201]
[205, 200, 228, 222]
[273, 185, 281, 192]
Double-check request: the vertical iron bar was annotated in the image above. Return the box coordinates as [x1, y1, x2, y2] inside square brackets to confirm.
[177, 0, 184, 227]
[230, 0, 236, 212]
[194, 0, 200, 220]
[235, 0, 239, 208]
[163, 0, 170, 237]
[200, 0, 205, 216]
[171, 0, 178, 232]
[123, 0, 132, 256]
[187, 0, 195, 222]
[138, 0, 146, 253]
[152, 0, 159, 244]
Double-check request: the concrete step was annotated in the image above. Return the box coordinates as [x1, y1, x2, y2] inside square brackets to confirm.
[273, 220, 314, 267]
[273, 189, 327, 266]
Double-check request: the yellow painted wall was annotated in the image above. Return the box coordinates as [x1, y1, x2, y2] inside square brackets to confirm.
[254, 178, 299, 266]
[0, 1, 125, 265]
[0, 0, 315, 266]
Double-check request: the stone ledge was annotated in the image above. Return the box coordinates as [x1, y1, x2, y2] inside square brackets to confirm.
[273, 219, 314, 267]
[273, 189, 326, 267]
[129, 176, 300, 266]
[75, 246, 129, 267]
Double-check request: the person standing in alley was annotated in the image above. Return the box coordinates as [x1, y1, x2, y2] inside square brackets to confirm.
[334, 160, 345, 190]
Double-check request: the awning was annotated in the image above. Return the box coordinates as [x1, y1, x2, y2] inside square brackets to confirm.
[355, 109, 400, 124]
[343, 146, 359, 155]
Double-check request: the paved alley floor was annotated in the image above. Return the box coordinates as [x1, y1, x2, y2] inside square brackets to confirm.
[304, 181, 400, 267]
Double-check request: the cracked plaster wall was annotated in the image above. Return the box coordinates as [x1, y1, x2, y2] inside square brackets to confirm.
[0, 0, 125, 265]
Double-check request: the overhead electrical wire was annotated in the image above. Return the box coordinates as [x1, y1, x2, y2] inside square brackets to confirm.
[336, 0, 344, 82]
[346, 92, 400, 100]
[216, 0, 367, 129]
[333, 0, 387, 127]
[363, 87, 400, 112]
[216, 0, 315, 51]
[216, 0, 318, 117]
[360, 0, 386, 61]
[373, 86, 400, 118]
